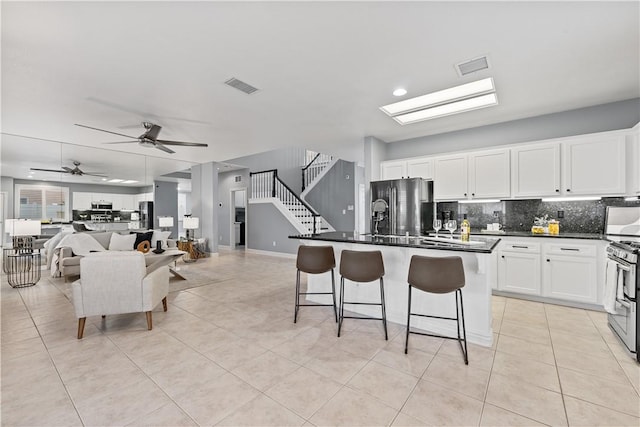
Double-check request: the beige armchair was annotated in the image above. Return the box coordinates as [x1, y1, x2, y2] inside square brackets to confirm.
[72, 251, 170, 339]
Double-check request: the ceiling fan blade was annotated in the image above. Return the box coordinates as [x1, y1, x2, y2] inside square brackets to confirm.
[82, 173, 108, 177]
[145, 124, 162, 141]
[75, 124, 138, 139]
[156, 139, 208, 147]
[2, 133, 71, 144]
[153, 142, 175, 154]
[62, 166, 74, 172]
[30, 167, 69, 173]
[86, 97, 211, 125]
[102, 141, 139, 144]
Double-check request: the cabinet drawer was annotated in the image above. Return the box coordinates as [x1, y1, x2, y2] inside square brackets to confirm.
[501, 241, 541, 253]
[544, 243, 596, 257]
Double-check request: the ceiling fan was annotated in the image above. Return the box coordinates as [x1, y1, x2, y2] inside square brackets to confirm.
[30, 160, 107, 177]
[74, 122, 208, 154]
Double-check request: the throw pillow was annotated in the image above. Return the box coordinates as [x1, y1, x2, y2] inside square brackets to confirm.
[108, 233, 136, 251]
[131, 231, 154, 250]
[151, 230, 171, 250]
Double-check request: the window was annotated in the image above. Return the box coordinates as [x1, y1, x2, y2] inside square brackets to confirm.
[15, 184, 69, 221]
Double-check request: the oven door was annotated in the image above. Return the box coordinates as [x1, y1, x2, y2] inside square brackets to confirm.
[608, 300, 637, 356]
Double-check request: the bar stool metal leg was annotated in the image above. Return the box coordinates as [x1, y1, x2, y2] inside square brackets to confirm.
[338, 276, 345, 337]
[380, 277, 388, 340]
[331, 270, 338, 322]
[457, 289, 469, 365]
[404, 284, 412, 354]
[294, 269, 301, 323]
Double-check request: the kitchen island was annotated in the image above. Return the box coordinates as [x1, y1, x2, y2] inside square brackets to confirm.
[290, 232, 500, 347]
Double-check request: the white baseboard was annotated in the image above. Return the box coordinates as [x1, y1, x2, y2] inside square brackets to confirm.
[245, 248, 296, 259]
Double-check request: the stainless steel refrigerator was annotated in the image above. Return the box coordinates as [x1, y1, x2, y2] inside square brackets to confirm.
[370, 178, 434, 236]
[139, 201, 154, 230]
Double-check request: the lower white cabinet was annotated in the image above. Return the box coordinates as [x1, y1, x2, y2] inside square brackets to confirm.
[542, 243, 598, 304]
[496, 237, 603, 306]
[498, 242, 541, 295]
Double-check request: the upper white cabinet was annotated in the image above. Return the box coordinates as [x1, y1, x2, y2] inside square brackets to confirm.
[625, 125, 640, 195]
[72, 192, 93, 210]
[468, 149, 510, 198]
[380, 160, 407, 180]
[511, 142, 561, 198]
[434, 149, 509, 200]
[433, 154, 468, 200]
[406, 157, 433, 180]
[562, 133, 626, 195]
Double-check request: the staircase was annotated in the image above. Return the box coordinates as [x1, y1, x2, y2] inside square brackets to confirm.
[302, 152, 333, 192]
[249, 169, 334, 234]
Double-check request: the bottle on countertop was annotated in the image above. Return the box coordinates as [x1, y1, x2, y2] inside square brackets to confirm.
[461, 214, 470, 241]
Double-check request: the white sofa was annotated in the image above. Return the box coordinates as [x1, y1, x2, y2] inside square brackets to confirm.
[53, 230, 176, 278]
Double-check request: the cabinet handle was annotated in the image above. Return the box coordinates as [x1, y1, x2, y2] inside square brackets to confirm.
[512, 245, 529, 249]
[555, 189, 560, 192]
[566, 189, 571, 192]
[464, 193, 467, 196]
[501, 255, 505, 258]
[560, 247, 580, 252]
[472, 193, 475, 196]
[546, 259, 550, 262]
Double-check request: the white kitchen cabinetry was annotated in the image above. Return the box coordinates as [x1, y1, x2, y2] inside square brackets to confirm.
[434, 149, 509, 200]
[433, 154, 468, 200]
[406, 157, 433, 180]
[625, 126, 640, 195]
[380, 160, 407, 180]
[120, 195, 137, 210]
[72, 192, 93, 210]
[542, 242, 598, 304]
[511, 142, 561, 198]
[468, 149, 510, 198]
[110, 194, 123, 210]
[562, 133, 626, 195]
[498, 241, 541, 295]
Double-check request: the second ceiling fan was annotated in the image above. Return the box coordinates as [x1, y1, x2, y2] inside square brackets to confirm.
[75, 122, 208, 154]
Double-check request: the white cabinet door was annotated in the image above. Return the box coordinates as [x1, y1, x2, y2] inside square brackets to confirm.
[468, 149, 510, 198]
[562, 134, 626, 195]
[543, 255, 597, 303]
[511, 142, 561, 198]
[406, 157, 433, 179]
[434, 155, 468, 200]
[110, 194, 123, 210]
[380, 160, 407, 180]
[498, 251, 541, 295]
[121, 195, 136, 210]
[72, 192, 92, 210]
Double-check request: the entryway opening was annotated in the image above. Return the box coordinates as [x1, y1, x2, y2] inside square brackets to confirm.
[230, 188, 247, 250]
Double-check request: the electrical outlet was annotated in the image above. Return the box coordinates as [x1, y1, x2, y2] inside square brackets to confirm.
[342, 209, 346, 215]
[558, 210, 564, 218]
[347, 205, 354, 211]
[272, 241, 276, 246]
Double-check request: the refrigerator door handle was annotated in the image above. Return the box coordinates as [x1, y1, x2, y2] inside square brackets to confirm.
[391, 187, 397, 234]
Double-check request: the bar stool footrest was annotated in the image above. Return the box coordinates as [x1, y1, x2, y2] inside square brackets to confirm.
[300, 292, 334, 295]
[410, 312, 457, 321]
[342, 315, 384, 321]
[342, 301, 383, 306]
[298, 303, 335, 307]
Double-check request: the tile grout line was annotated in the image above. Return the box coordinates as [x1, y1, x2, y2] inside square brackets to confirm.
[543, 302, 571, 427]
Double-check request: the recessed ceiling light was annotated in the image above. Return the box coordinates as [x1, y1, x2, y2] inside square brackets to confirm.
[393, 93, 498, 125]
[108, 179, 124, 183]
[393, 88, 407, 97]
[381, 77, 496, 116]
[102, 178, 107, 181]
[121, 180, 138, 184]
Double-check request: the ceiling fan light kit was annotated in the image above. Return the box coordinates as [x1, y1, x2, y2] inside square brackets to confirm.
[74, 122, 208, 154]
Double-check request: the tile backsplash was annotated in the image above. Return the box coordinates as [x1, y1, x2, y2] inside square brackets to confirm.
[436, 197, 640, 233]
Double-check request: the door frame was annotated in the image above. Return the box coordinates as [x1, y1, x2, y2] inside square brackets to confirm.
[229, 187, 247, 249]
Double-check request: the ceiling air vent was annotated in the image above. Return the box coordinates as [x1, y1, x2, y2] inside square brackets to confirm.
[224, 77, 259, 95]
[455, 56, 490, 77]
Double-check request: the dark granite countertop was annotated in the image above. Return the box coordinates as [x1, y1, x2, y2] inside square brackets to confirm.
[471, 230, 605, 240]
[290, 231, 500, 253]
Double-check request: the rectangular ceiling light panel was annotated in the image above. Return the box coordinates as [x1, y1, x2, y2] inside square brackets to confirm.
[393, 93, 498, 125]
[380, 77, 495, 116]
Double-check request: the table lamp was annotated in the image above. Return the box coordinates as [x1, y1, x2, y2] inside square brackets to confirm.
[8, 219, 42, 249]
[158, 216, 174, 234]
[183, 216, 199, 241]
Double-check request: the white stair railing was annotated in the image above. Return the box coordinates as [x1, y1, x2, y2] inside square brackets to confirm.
[302, 152, 333, 191]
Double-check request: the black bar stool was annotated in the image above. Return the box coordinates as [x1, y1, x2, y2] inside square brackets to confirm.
[294, 245, 337, 323]
[404, 255, 468, 364]
[337, 250, 387, 340]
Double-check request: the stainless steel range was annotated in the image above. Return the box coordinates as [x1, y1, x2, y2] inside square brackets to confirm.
[605, 207, 640, 362]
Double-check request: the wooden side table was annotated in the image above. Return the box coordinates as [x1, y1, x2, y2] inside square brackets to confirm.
[177, 240, 206, 263]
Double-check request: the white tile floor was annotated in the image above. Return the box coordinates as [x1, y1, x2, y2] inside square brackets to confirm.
[1, 249, 639, 426]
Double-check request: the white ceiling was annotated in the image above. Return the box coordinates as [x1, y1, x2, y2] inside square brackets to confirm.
[2, 1, 638, 182]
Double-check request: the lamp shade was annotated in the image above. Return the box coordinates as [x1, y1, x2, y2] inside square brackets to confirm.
[8, 219, 42, 236]
[158, 217, 174, 227]
[183, 217, 199, 230]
